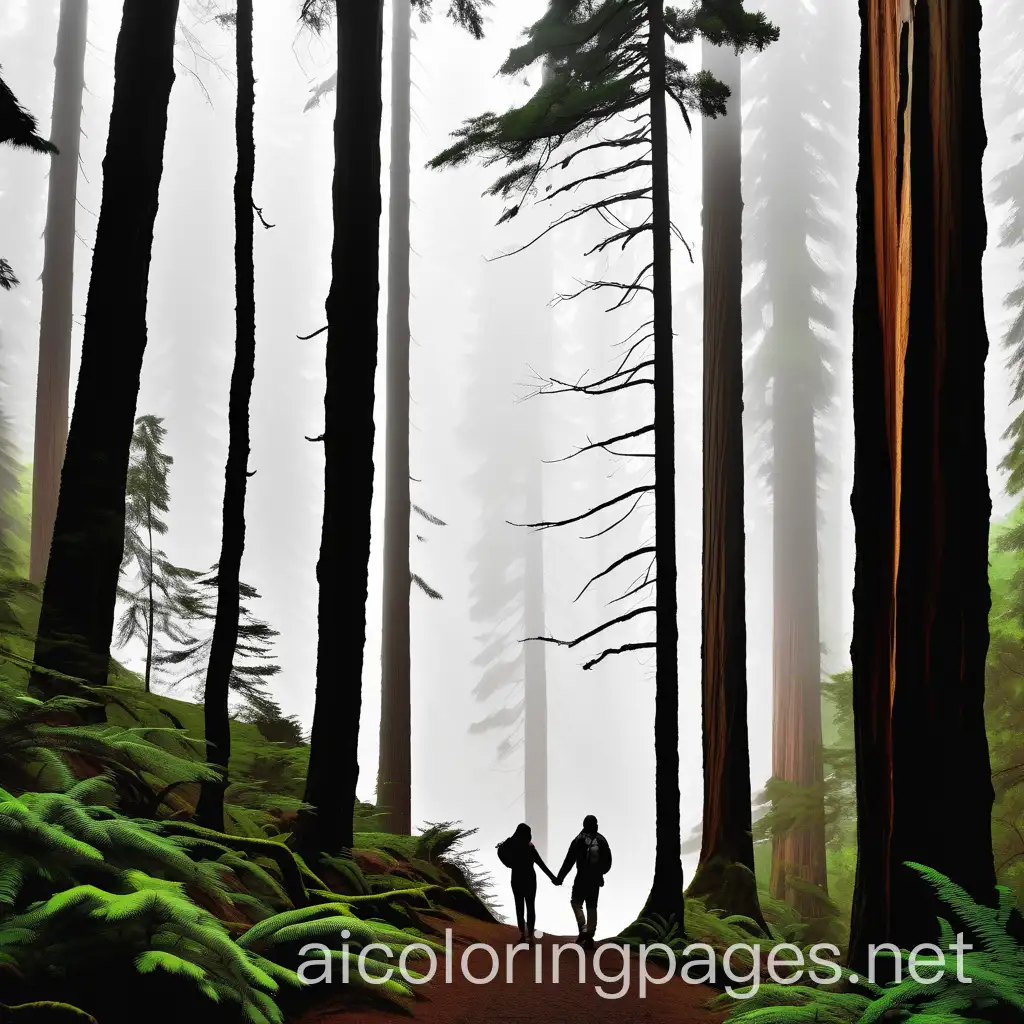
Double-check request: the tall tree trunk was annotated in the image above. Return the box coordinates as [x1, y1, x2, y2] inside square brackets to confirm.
[31, 0, 88, 584]
[198, 0, 256, 833]
[145, 506, 154, 692]
[376, 0, 413, 836]
[688, 37, 764, 927]
[30, 0, 181, 704]
[769, 385, 827, 912]
[300, 0, 385, 857]
[849, 0, 996, 965]
[522, 451, 548, 858]
[639, 0, 685, 925]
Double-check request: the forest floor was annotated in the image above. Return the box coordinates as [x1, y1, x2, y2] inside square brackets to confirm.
[296, 911, 728, 1024]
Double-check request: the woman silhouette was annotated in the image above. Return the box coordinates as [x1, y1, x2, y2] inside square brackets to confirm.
[498, 823, 556, 943]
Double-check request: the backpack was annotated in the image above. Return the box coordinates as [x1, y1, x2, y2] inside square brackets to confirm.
[496, 837, 515, 868]
[580, 833, 611, 876]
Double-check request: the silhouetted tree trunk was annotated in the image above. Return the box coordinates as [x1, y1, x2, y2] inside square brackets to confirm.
[301, 0, 385, 857]
[31, 0, 87, 584]
[198, 0, 256, 833]
[689, 37, 763, 927]
[639, 0, 685, 926]
[377, 0, 412, 837]
[850, 0, 996, 966]
[30, 0, 180, 704]
[523, 453, 548, 858]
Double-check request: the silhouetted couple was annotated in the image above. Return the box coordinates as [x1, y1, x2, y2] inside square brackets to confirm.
[497, 814, 612, 948]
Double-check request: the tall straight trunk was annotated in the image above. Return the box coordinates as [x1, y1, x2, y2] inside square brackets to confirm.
[145, 508, 154, 692]
[522, 452, 548, 858]
[197, 0, 256, 833]
[30, 0, 180, 703]
[31, 0, 88, 584]
[769, 386, 827, 911]
[849, 0, 996, 965]
[640, 0, 685, 925]
[301, 0, 385, 857]
[377, 0, 412, 836]
[689, 38, 764, 927]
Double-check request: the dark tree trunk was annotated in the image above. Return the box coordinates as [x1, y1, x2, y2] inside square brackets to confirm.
[145, 508, 154, 692]
[523, 451, 548, 858]
[639, 0, 685, 926]
[31, 0, 88, 584]
[30, 0, 180, 704]
[849, 0, 996, 966]
[300, 0, 385, 857]
[197, 0, 256, 833]
[688, 37, 764, 928]
[376, 0, 412, 837]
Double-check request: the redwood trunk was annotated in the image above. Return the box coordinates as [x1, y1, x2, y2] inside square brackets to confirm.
[689, 37, 763, 927]
[377, 0, 412, 836]
[849, 0, 996, 965]
[640, 0, 685, 925]
[31, 0, 88, 584]
[30, 0, 180, 700]
[198, 0, 256, 833]
[301, 0, 385, 857]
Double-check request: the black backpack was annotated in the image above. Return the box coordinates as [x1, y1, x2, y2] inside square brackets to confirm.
[496, 837, 515, 868]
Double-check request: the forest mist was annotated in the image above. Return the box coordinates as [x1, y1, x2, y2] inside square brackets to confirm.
[0, 0, 1018, 940]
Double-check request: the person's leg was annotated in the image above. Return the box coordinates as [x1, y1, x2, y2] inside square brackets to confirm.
[570, 878, 587, 940]
[585, 893, 598, 942]
[512, 881, 527, 940]
[525, 875, 537, 939]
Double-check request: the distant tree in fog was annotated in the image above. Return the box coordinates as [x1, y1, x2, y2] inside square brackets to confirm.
[31, 0, 183, 714]
[740, 0, 853, 918]
[463, 253, 552, 858]
[30, 0, 88, 584]
[115, 415, 201, 694]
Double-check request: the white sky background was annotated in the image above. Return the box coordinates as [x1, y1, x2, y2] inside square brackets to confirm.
[0, 0, 1018, 936]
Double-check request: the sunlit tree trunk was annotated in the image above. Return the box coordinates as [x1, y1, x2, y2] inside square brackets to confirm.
[850, 0, 996, 965]
[198, 0, 256, 833]
[689, 36, 764, 927]
[377, 0, 413, 836]
[31, 0, 181, 703]
[31, 0, 88, 584]
[301, 0, 385, 856]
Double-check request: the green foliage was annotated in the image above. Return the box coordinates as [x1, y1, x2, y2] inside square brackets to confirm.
[712, 864, 1024, 1024]
[115, 416, 202, 687]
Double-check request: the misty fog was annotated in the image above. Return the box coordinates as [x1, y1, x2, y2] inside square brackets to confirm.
[0, 0, 1018, 939]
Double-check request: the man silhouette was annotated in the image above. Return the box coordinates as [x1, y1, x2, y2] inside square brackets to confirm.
[555, 814, 612, 949]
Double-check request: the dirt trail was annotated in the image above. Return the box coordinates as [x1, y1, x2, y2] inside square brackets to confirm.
[296, 913, 728, 1024]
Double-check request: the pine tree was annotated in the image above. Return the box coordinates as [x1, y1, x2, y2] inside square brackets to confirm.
[431, 0, 776, 924]
[114, 415, 198, 693]
[155, 566, 281, 721]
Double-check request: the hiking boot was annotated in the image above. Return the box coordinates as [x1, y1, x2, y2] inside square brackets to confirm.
[575, 932, 586, 945]
[582, 933, 595, 950]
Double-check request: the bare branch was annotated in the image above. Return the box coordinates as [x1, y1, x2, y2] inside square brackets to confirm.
[511, 485, 653, 531]
[252, 199, 275, 229]
[583, 642, 657, 671]
[298, 325, 328, 340]
[524, 605, 655, 650]
[545, 424, 655, 463]
[575, 546, 656, 601]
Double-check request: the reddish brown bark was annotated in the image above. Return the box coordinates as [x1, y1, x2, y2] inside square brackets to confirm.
[688, 37, 764, 929]
[850, 0, 996, 965]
